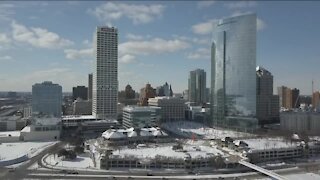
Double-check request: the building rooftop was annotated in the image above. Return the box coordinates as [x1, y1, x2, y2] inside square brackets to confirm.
[242, 138, 298, 150]
[102, 127, 168, 140]
[111, 143, 225, 160]
[33, 117, 61, 126]
[0, 131, 20, 137]
[62, 115, 97, 120]
[123, 106, 161, 112]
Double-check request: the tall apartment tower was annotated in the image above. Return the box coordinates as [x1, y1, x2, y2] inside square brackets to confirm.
[32, 81, 62, 117]
[256, 66, 279, 125]
[188, 69, 206, 105]
[211, 14, 257, 130]
[277, 86, 300, 110]
[312, 91, 320, 111]
[92, 27, 118, 119]
[88, 73, 93, 100]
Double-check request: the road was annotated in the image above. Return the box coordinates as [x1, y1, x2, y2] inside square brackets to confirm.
[1, 141, 65, 180]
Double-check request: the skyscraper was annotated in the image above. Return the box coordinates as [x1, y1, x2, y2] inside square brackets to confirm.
[188, 69, 206, 105]
[256, 66, 279, 125]
[32, 81, 62, 117]
[92, 27, 118, 119]
[211, 14, 257, 130]
[88, 73, 93, 100]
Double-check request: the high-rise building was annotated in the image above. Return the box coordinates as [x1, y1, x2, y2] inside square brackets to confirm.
[188, 69, 206, 105]
[211, 14, 257, 130]
[278, 86, 300, 110]
[92, 27, 118, 119]
[156, 82, 172, 97]
[72, 86, 88, 100]
[256, 66, 279, 125]
[139, 83, 156, 106]
[291, 88, 300, 108]
[88, 73, 93, 100]
[125, 84, 135, 99]
[32, 81, 62, 117]
[312, 91, 320, 111]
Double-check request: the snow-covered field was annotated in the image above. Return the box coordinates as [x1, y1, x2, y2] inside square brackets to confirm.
[45, 153, 95, 169]
[112, 143, 225, 159]
[0, 141, 56, 161]
[243, 138, 297, 150]
[162, 121, 254, 139]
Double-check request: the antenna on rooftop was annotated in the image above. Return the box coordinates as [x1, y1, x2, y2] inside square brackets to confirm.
[312, 79, 314, 95]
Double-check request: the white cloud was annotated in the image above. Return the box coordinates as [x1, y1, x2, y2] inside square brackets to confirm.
[257, 18, 266, 31]
[126, 33, 144, 41]
[0, 68, 87, 91]
[192, 12, 266, 35]
[197, 1, 216, 9]
[119, 54, 136, 64]
[187, 48, 210, 60]
[11, 21, 74, 49]
[88, 2, 165, 24]
[191, 19, 217, 35]
[225, 1, 257, 9]
[0, 4, 15, 21]
[119, 38, 190, 55]
[64, 37, 189, 64]
[174, 35, 210, 45]
[82, 39, 90, 46]
[0, 33, 11, 43]
[0, 55, 13, 61]
[64, 48, 93, 60]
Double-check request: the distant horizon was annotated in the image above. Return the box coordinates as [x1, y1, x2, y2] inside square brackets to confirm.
[1, 1, 320, 94]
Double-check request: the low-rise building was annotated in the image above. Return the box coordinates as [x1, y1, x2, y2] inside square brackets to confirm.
[122, 106, 161, 129]
[0, 131, 21, 142]
[0, 116, 26, 131]
[185, 105, 210, 124]
[148, 97, 185, 122]
[280, 112, 320, 135]
[72, 99, 92, 115]
[20, 116, 61, 141]
[229, 137, 320, 163]
[61, 115, 119, 136]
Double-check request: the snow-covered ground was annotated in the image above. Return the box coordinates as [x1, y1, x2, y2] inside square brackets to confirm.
[0, 141, 56, 161]
[45, 153, 95, 169]
[111, 143, 225, 159]
[243, 138, 298, 150]
[162, 121, 254, 139]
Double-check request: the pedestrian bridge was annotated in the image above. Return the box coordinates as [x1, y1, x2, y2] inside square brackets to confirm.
[239, 160, 287, 180]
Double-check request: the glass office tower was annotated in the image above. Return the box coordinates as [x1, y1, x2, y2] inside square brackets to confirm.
[211, 14, 257, 130]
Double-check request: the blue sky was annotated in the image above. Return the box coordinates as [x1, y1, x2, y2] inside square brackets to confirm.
[0, 1, 319, 95]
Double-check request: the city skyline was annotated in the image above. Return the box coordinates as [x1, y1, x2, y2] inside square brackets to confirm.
[0, 1, 320, 94]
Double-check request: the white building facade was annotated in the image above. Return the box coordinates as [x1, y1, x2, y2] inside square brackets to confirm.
[122, 106, 161, 128]
[93, 27, 118, 119]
